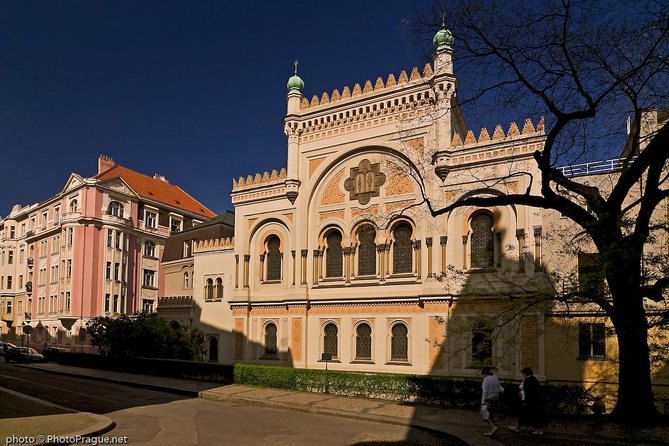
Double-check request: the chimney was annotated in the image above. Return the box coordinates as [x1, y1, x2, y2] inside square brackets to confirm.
[98, 154, 116, 174]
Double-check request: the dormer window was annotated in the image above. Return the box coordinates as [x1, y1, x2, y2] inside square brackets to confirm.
[108, 201, 124, 218]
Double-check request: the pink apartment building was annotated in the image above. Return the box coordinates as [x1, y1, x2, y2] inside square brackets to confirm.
[0, 155, 214, 350]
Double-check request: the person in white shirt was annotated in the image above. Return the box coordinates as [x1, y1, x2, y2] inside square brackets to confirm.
[480, 366, 503, 436]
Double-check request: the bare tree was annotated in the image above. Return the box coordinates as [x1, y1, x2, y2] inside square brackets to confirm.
[408, 0, 669, 422]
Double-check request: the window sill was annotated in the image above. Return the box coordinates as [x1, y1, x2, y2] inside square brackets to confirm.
[350, 360, 374, 364]
[577, 356, 607, 361]
[204, 299, 223, 303]
[259, 355, 279, 360]
[385, 361, 412, 366]
[144, 255, 159, 261]
[387, 273, 416, 279]
[262, 280, 282, 284]
[318, 359, 340, 363]
[142, 285, 158, 291]
[465, 268, 498, 274]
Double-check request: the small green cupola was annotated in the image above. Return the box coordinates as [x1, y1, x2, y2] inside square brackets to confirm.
[287, 60, 304, 95]
[433, 27, 454, 52]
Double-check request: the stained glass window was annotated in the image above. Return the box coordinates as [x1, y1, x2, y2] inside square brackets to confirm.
[208, 337, 218, 362]
[391, 323, 409, 361]
[471, 213, 494, 268]
[323, 323, 338, 358]
[266, 236, 282, 281]
[326, 232, 343, 278]
[356, 323, 372, 360]
[392, 223, 413, 273]
[205, 278, 213, 300]
[357, 225, 376, 276]
[215, 277, 223, 299]
[264, 322, 278, 356]
[471, 320, 493, 364]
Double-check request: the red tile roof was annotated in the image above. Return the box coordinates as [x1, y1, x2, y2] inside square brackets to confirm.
[95, 165, 215, 219]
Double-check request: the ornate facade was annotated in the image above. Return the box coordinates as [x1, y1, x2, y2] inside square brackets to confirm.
[157, 28, 669, 401]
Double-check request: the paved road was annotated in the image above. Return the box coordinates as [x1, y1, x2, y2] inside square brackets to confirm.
[0, 363, 458, 445]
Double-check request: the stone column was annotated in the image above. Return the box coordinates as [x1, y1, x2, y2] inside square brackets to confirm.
[426, 237, 433, 278]
[516, 229, 526, 273]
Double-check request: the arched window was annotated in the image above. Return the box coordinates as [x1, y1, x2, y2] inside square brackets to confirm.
[325, 231, 343, 278]
[392, 222, 413, 274]
[357, 225, 376, 276]
[355, 323, 372, 360]
[215, 277, 223, 299]
[390, 322, 409, 361]
[208, 337, 219, 362]
[108, 201, 124, 218]
[144, 241, 156, 258]
[264, 322, 278, 356]
[471, 213, 494, 268]
[205, 278, 213, 300]
[323, 323, 338, 358]
[183, 271, 189, 289]
[471, 320, 493, 365]
[265, 235, 282, 281]
[69, 199, 78, 213]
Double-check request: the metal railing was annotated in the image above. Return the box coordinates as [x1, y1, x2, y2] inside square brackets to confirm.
[558, 158, 629, 178]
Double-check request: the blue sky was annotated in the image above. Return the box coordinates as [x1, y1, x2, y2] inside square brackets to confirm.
[0, 1, 440, 215]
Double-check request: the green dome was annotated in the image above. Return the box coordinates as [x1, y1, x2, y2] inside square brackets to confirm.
[433, 28, 454, 52]
[287, 73, 304, 95]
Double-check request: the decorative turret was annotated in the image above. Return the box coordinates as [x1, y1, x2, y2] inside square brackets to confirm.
[433, 27, 454, 52]
[287, 60, 303, 115]
[287, 63, 304, 96]
[433, 18, 454, 75]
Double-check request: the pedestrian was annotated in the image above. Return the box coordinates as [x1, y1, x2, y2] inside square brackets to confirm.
[509, 367, 545, 435]
[480, 366, 503, 436]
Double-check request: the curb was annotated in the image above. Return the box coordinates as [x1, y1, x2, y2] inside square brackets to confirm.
[199, 390, 502, 446]
[0, 385, 115, 445]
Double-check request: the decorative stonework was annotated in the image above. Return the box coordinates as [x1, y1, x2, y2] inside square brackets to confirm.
[351, 205, 379, 219]
[232, 168, 286, 190]
[403, 137, 424, 157]
[320, 169, 346, 205]
[319, 210, 345, 223]
[344, 160, 386, 205]
[385, 200, 416, 214]
[385, 173, 415, 196]
[309, 157, 326, 178]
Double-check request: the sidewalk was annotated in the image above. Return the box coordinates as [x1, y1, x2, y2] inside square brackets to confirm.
[16, 363, 669, 446]
[0, 385, 113, 443]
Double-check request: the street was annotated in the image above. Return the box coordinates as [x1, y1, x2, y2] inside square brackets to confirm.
[0, 363, 456, 445]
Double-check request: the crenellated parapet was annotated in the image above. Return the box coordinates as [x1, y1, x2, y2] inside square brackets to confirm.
[157, 296, 194, 306]
[432, 117, 546, 181]
[232, 168, 287, 191]
[194, 237, 235, 253]
[300, 64, 434, 110]
[451, 117, 544, 147]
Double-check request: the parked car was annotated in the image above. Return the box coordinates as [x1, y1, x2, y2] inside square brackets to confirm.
[42, 347, 71, 361]
[0, 342, 18, 357]
[4, 347, 46, 363]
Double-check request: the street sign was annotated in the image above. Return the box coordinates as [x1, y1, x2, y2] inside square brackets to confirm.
[22, 325, 33, 335]
[321, 352, 332, 361]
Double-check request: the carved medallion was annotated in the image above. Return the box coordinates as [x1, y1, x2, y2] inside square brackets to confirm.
[344, 159, 386, 205]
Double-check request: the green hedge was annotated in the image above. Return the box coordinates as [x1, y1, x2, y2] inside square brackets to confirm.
[58, 353, 600, 414]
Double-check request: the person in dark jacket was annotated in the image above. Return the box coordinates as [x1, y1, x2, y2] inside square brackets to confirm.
[509, 367, 545, 435]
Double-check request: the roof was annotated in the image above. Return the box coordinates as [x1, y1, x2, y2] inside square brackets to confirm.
[96, 165, 215, 218]
[162, 211, 235, 262]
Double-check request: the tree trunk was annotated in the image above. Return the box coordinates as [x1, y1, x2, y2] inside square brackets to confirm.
[610, 293, 659, 422]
